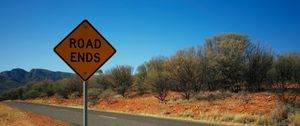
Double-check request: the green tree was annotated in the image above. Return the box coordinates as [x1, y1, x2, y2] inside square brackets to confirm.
[204, 33, 250, 92]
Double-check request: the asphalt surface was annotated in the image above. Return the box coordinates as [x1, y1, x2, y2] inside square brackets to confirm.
[7, 102, 217, 126]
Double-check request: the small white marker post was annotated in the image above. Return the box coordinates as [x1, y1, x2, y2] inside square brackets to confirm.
[83, 81, 87, 126]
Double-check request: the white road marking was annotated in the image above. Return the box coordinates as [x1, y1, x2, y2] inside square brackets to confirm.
[98, 115, 117, 119]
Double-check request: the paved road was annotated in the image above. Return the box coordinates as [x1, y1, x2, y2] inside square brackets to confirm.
[7, 102, 216, 126]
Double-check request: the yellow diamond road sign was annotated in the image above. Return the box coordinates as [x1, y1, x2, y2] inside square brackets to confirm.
[54, 20, 116, 81]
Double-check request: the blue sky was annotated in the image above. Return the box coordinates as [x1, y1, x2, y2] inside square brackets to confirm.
[0, 0, 299, 73]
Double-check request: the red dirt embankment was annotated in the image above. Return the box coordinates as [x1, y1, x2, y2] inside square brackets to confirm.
[20, 91, 300, 119]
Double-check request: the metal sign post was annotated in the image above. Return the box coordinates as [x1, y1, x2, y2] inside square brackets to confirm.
[54, 20, 116, 126]
[83, 81, 87, 126]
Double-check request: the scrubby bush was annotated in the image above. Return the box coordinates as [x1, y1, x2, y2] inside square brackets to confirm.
[275, 53, 300, 88]
[146, 57, 170, 102]
[134, 64, 148, 95]
[99, 89, 114, 100]
[107, 65, 133, 97]
[166, 48, 199, 100]
[88, 88, 102, 106]
[245, 42, 273, 91]
[23, 89, 40, 99]
[98, 75, 112, 90]
[88, 88, 102, 99]
[275, 56, 294, 90]
[68, 91, 80, 99]
[204, 33, 250, 92]
[53, 77, 82, 99]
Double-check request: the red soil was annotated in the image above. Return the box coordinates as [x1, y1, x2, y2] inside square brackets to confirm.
[20, 91, 300, 120]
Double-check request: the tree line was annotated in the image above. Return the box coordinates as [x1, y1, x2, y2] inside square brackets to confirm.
[1, 33, 300, 101]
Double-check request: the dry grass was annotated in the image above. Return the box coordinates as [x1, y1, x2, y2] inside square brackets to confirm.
[0, 102, 34, 126]
[0, 102, 70, 126]
[291, 111, 300, 126]
[269, 102, 300, 126]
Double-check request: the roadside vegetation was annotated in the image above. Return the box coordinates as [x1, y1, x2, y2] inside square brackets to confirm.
[1, 33, 300, 125]
[0, 103, 69, 126]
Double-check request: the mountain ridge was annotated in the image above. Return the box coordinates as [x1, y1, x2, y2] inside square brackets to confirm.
[0, 68, 74, 92]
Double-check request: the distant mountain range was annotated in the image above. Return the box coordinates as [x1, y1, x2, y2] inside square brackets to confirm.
[0, 68, 74, 93]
